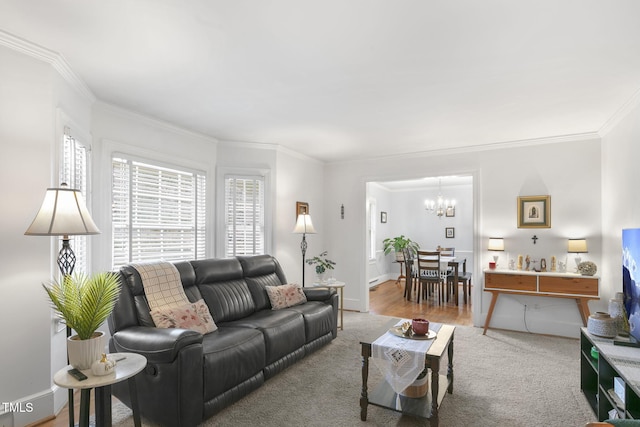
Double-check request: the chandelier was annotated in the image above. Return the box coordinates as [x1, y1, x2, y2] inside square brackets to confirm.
[425, 179, 455, 217]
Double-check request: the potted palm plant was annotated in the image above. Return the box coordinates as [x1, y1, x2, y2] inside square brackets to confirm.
[383, 235, 420, 261]
[43, 272, 120, 369]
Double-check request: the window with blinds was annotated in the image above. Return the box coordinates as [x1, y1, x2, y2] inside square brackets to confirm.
[112, 157, 206, 269]
[60, 131, 89, 274]
[224, 175, 265, 257]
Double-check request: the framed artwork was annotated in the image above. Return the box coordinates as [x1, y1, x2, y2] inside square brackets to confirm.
[446, 206, 455, 217]
[296, 201, 309, 218]
[380, 211, 387, 223]
[445, 227, 455, 238]
[517, 195, 551, 228]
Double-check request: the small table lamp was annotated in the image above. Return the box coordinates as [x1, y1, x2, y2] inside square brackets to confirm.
[488, 237, 504, 268]
[568, 238, 588, 271]
[293, 214, 316, 287]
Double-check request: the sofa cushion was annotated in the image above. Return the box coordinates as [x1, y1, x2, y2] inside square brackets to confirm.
[202, 326, 265, 401]
[151, 299, 217, 334]
[239, 255, 288, 311]
[225, 310, 306, 365]
[283, 301, 335, 343]
[265, 283, 307, 309]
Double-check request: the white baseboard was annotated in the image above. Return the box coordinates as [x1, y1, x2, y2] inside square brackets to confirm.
[2, 388, 55, 427]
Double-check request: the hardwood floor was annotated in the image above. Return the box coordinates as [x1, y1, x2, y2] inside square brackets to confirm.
[369, 279, 473, 326]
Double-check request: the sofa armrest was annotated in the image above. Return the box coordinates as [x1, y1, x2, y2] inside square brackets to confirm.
[111, 326, 203, 364]
[303, 287, 336, 302]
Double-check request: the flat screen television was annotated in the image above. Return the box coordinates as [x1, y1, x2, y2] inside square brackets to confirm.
[621, 228, 640, 346]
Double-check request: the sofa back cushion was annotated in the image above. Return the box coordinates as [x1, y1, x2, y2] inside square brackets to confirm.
[191, 258, 256, 323]
[238, 255, 288, 310]
[110, 261, 202, 331]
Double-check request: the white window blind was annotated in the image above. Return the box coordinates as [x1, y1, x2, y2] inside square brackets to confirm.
[112, 157, 206, 269]
[224, 175, 265, 257]
[60, 130, 89, 274]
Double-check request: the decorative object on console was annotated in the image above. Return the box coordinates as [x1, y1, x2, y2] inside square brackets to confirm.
[306, 250, 336, 283]
[587, 312, 618, 338]
[578, 261, 597, 276]
[517, 195, 551, 228]
[488, 237, 504, 268]
[517, 254, 523, 270]
[550, 255, 557, 272]
[568, 238, 588, 271]
[293, 213, 316, 287]
[425, 178, 455, 218]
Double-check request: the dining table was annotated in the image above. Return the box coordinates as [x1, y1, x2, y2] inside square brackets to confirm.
[408, 256, 462, 305]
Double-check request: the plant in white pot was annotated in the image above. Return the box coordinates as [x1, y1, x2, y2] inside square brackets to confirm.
[306, 251, 336, 283]
[43, 272, 120, 369]
[383, 235, 420, 261]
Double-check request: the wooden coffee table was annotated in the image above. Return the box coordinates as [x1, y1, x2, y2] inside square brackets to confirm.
[359, 318, 455, 426]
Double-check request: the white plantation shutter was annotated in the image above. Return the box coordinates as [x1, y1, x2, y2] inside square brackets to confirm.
[224, 175, 264, 257]
[60, 130, 89, 274]
[112, 156, 206, 269]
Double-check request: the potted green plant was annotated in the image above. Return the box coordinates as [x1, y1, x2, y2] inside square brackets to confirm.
[383, 235, 420, 261]
[43, 272, 121, 369]
[306, 251, 336, 283]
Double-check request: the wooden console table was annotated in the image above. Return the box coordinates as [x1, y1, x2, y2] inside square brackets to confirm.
[483, 270, 599, 335]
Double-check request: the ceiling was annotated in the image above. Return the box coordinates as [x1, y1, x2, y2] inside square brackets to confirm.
[2, 1, 640, 163]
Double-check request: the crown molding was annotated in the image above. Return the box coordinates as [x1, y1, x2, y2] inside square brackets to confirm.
[94, 101, 219, 145]
[218, 139, 323, 165]
[598, 86, 640, 137]
[328, 132, 601, 166]
[0, 30, 95, 102]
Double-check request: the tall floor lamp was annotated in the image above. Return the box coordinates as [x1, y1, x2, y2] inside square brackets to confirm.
[293, 214, 316, 287]
[25, 183, 100, 427]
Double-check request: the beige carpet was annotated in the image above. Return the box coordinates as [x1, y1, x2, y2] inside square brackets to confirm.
[112, 311, 594, 426]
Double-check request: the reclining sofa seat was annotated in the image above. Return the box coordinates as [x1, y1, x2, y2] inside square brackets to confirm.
[107, 254, 338, 427]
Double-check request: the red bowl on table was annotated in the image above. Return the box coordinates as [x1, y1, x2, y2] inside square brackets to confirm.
[412, 318, 430, 336]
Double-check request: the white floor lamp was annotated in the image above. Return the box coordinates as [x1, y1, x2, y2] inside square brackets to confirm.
[293, 214, 316, 287]
[25, 183, 100, 427]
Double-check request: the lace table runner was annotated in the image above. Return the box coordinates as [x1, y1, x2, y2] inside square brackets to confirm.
[371, 319, 442, 405]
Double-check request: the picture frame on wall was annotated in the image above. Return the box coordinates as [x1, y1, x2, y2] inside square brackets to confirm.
[445, 206, 455, 217]
[380, 211, 387, 223]
[296, 201, 309, 218]
[517, 195, 551, 228]
[445, 227, 455, 238]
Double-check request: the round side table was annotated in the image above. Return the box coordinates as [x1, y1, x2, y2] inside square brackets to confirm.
[53, 352, 147, 427]
[313, 281, 345, 330]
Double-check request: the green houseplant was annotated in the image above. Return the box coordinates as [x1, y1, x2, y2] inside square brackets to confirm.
[306, 251, 336, 282]
[43, 272, 121, 368]
[383, 235, 420, 261]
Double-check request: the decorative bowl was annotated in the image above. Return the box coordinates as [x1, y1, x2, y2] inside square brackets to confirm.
[411, 318, 430, 336]
[578, 261, 597, 276]
[587, 312, 617, 338]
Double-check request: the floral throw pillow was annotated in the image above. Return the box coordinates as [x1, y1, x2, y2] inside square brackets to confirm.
[150, 299, 217, 334]
[265, 283, 307, 310]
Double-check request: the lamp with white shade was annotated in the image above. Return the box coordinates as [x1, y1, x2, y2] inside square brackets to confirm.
[24, 183, 100, 276]
[488, 237, 504, 268]
[292, 214, 316, 287]
[568, 238, 588, 271]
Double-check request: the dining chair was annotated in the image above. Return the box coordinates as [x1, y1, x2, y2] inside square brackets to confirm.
[439, 247, 455, 257]
[402, 248, 419, 300]
[416, 250, 447, 304]
[447, 258, 472, 304]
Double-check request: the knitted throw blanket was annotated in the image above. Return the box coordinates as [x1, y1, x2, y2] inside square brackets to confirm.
[131, 261, 190, 310]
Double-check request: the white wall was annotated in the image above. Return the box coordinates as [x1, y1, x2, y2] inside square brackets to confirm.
[601, 95, 640, 309]
[0, 44, 94, 426]
[325, 136, 602, 337]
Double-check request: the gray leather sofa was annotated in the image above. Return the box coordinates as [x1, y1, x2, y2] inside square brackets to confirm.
[107, 255, 338, 427]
